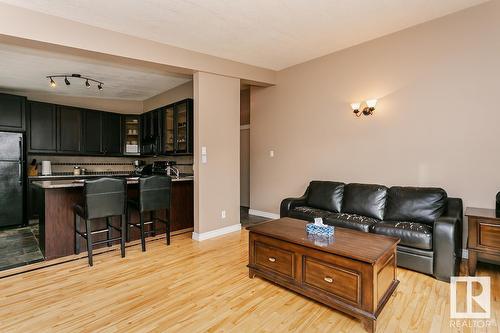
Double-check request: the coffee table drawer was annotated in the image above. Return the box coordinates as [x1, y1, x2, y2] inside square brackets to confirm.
[303, 256, 360, 304]
[255, 242, 294, 278]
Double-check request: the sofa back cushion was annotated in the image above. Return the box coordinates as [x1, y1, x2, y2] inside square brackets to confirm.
[384, 186, 447, 224]
[341, 183, 388, 220]
[306, 181, 345, 213]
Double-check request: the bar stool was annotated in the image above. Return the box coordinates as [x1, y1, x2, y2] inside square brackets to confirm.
[127, 175, 172, 251]
[74, 178, 127, 266]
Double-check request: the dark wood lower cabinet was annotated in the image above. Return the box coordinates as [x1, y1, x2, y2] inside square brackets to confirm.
[35, 180, 193, 260]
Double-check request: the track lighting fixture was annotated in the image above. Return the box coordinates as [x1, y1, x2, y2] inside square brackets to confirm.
[46, 74, 104, 92]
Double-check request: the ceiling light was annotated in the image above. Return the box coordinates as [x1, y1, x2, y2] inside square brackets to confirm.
[46, 74, 104, 92]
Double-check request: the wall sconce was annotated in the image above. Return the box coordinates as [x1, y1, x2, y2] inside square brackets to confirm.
[351, 99, 377, 117]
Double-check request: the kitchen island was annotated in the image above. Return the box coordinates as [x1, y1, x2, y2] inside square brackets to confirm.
[32, 176, 194, 260]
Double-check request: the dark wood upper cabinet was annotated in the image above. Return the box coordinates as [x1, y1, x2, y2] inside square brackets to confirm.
[140, 109, 162, 156]
[27, 101, 57, 153]
[123, 115, 140, 155]
[174, 99, 193, 155]
[0, 93, 26, 132]
[24, 95, 192, 157]
[57, 106, 83, 154]
[83, 110, 103, 154]
[161, 99, 193, 155]
[102, 112, 122, 155]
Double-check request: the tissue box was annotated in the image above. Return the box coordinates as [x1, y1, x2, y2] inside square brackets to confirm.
[307, 233, 334, 247]
[306, 223, 335, 237]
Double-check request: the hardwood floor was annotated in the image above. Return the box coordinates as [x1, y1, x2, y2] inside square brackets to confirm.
[0, 229, 499, 332]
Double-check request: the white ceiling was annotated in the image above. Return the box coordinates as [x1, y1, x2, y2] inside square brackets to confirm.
[0, 44, 191, 100]
[0, 0, 489, 70]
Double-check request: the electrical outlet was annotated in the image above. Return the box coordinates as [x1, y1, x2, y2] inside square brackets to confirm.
[221, 210, 226, 219]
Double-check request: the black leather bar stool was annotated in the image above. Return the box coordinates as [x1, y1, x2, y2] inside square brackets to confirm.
[127, 175, 172, 251]
[74, 178, 127, 266]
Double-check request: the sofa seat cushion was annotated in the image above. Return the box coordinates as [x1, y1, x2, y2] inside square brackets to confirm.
[341, 183, 388, 220]
[325, 212, 379, 233]
[289, 206, 332, 221]
[372, 221, 433, 250]
[306, 181, 345, 213]
[384, 186, 447, 225]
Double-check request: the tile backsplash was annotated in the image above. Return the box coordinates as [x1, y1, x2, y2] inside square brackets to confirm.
[28, 155, 194, 176]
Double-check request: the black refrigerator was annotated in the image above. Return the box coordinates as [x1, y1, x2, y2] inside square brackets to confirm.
[0, 131, 24, 227]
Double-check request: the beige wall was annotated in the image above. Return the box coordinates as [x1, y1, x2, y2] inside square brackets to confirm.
[250, 1, 500, 243]
[240, 128, 250, 207]
[23, 92, 143, 114]
[194, 72, 240, 234]
[143, 81, 193, 112]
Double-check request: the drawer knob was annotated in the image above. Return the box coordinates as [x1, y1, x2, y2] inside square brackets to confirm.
[268, 257, 276, 262]
[324, 277, 334, 283]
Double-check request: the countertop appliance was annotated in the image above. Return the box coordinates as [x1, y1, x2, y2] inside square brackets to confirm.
[152, 160, 180, 177]
[41, 160, 52, 176]
[0, 132, 25, 227]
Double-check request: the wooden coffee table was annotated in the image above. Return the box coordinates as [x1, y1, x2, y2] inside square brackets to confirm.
[247, 218, 399, 332]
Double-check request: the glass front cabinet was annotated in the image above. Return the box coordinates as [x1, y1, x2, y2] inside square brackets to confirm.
[123, 115, 140, 155]
[162, 98, 193, 155]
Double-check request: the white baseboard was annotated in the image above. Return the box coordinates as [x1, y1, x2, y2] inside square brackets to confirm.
[192, 224, 242, 241]
[462, 249, 469, 259]
[248, 209, 280, 219]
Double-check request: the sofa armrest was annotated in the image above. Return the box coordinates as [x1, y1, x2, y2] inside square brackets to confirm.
[280, 192, 308, 218]
[433, 197, 463, 281]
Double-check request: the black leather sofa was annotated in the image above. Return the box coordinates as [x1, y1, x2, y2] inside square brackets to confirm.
[280, 181, 463, 281]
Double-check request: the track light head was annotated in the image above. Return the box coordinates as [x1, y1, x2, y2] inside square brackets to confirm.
[85, 79, 90, 88]
[97, 83, 103, 90]
[49, 77, 56, 88]
[64, 77, 70, 86]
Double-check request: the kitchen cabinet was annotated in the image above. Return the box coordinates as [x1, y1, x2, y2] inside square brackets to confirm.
[123, 115, 140, 155]
[173, 99, 193, 154]
[102, 112, 122, 155]
[24, 95, 192, 157]
[27, 101, 57, 153]
[83, 110, 103, 154]
[57, 106, 83, 154]
[141, 108, 162, 156]
[161, 99, 193, 155]
[163, 105, 175, 154]
[0, 93, 26, 132]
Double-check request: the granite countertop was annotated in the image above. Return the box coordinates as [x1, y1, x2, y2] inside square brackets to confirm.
[32, 176, 194, 189]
